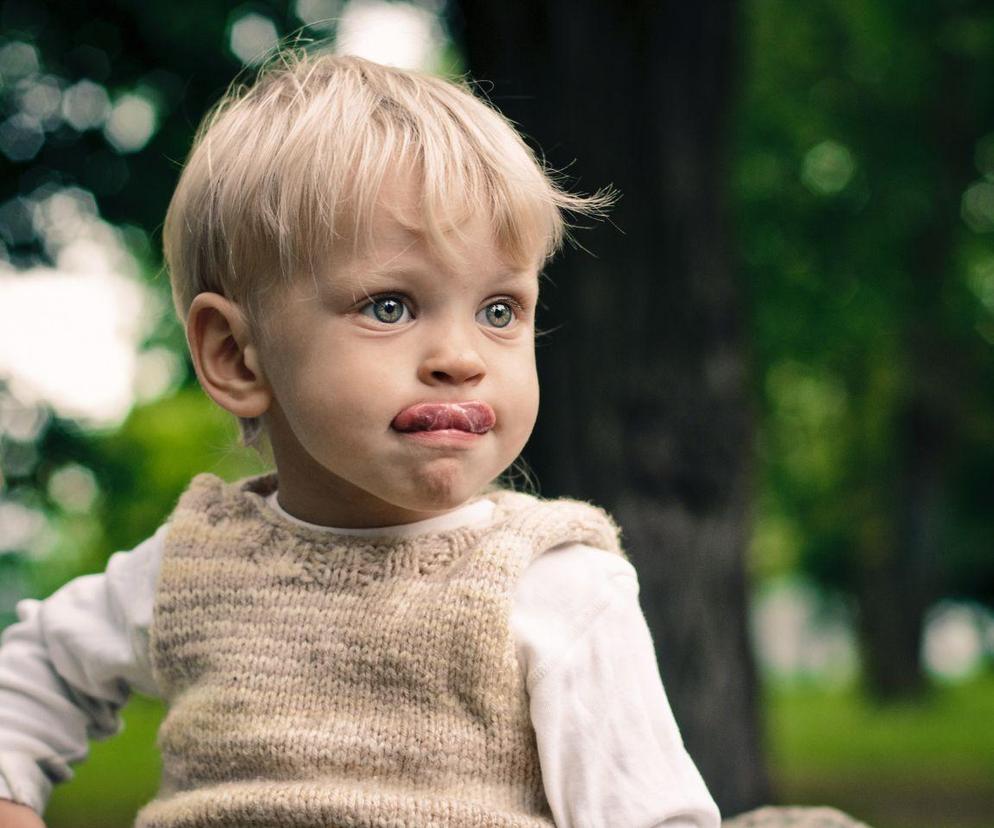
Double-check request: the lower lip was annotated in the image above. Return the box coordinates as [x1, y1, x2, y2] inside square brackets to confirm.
[394, 428, 486, 447]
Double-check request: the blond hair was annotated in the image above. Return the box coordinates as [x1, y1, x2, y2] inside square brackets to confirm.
[163, 51, 612, 446]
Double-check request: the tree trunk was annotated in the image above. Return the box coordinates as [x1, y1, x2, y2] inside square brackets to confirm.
[452, 0, 770, 815]
[856, 4, 976, 700]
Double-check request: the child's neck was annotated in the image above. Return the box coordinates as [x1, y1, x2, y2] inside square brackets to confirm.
[271, 470, 477, 529]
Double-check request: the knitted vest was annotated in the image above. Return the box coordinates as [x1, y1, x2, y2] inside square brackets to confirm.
[136, 472, 624, 828]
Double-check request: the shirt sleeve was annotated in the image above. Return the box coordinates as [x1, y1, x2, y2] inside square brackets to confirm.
[512, 544, 721, 828]
[0, 524, 164, 813]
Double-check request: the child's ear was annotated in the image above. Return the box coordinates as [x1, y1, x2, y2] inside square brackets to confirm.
[186, 293, 272, 419]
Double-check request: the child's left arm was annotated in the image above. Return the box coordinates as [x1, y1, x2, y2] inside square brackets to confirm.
[514, 546, 721, 828]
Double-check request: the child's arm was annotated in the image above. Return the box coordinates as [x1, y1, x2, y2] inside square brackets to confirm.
[0, 526, 165, 818]
[0, 798, 46, 827]
[515, 545, 721, 828]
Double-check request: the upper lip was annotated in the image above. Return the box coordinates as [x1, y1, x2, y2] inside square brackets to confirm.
[391, 401, 496, 434]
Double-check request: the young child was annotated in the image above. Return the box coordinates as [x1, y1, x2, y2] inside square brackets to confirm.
[0, 53, 720, 827]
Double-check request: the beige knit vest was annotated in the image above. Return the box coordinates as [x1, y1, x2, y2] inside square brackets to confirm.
[136, 472, 624, 828]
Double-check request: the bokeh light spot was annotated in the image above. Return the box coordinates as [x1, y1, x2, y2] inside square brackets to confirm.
[229, 12, 280, 65]
[0, 113, 44, 161]
[103, 92, 158, 153]
[0, 41, 39, 80]
[923, 602, 989, 681]
[295, 0, 342, 31]
[336, 0, 443, 70]
[19, 75, 62, 126]
[0, 499, 46, 554]
[967, 257, 994, 310]
[801, 140, 856, 196]
[0, 393, 47, 442]
[961, 181, 994, 233]
[61, 80, 111, 131]
[0, 264, 151, 426]
[0, 186, 163, 428]
[47, 463, 99, 514]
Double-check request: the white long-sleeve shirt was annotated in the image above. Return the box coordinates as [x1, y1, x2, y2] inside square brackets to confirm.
[0, 493, 720, 828]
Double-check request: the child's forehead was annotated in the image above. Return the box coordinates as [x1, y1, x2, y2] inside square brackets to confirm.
[339, 173, 535, 277]
[332, 225, 538, 291]
[367, 169, 479, 242]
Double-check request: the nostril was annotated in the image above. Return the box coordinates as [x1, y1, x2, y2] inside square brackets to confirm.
[421, 352, 486, 385]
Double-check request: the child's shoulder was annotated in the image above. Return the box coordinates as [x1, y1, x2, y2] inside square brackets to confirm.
[484, 488, 627, 560]
[523, 536, 638, 592]
[179, 471, 277, 499]
[513, 514, 639, 651]
[168, 471, 277, 514]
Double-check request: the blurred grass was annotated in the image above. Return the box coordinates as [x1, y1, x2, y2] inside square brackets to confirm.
[766, 672, 994, 828]
[43, 673, 994, 827]
[45, 696, 163, 828]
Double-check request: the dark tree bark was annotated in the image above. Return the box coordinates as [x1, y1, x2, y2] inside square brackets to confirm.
[451, 0, 770, 815]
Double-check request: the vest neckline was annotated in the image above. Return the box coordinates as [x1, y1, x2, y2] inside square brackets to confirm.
[263, 490, 496, 538]
[231, 472, 530, 549]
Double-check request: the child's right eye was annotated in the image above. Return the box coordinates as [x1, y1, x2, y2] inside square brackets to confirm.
[361, 296, 412, 324]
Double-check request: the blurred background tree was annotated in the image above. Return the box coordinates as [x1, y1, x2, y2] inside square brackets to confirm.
[453, 0, 768, 815]
[736, 0, 994, 700]
[0, 1, 992, 827]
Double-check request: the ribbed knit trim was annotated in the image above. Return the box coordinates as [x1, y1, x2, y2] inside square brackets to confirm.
[264, 490, 496, 537]
[170, 472, 623, 588]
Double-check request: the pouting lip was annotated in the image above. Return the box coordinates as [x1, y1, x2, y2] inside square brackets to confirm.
[391, 401, 496, 434]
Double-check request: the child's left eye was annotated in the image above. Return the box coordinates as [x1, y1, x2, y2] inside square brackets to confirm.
[477, 301, 515, 329]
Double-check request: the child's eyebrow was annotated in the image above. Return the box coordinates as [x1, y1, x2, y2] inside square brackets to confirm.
[491, 269, 539, 284]
[480, 269, 541, 294]
[328, 260, 539, 303]
[358, 263, 536, 285]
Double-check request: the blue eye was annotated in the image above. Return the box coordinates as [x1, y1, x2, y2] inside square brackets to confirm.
[478, 301, 515, 328]
[362, 296, 410, 324]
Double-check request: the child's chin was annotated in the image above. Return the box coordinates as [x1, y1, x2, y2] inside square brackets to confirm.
[404, 462, 488, 511]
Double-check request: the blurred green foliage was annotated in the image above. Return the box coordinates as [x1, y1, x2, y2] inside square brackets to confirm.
[20, 387, 267, 613]
[737, 0, 994, 585]
[0, 0, 277, 627]
[735, 0, 994, 693]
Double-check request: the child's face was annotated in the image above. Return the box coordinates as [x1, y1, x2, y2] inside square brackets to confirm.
[255, 176, 541, 527]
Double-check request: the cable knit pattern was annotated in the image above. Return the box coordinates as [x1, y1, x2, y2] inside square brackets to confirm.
[137, 472, 624, 828]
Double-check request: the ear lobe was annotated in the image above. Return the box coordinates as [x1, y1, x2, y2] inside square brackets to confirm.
[186, 293, 272, 419]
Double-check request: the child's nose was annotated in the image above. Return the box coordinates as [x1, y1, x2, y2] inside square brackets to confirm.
[417, 344, 486, 386]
